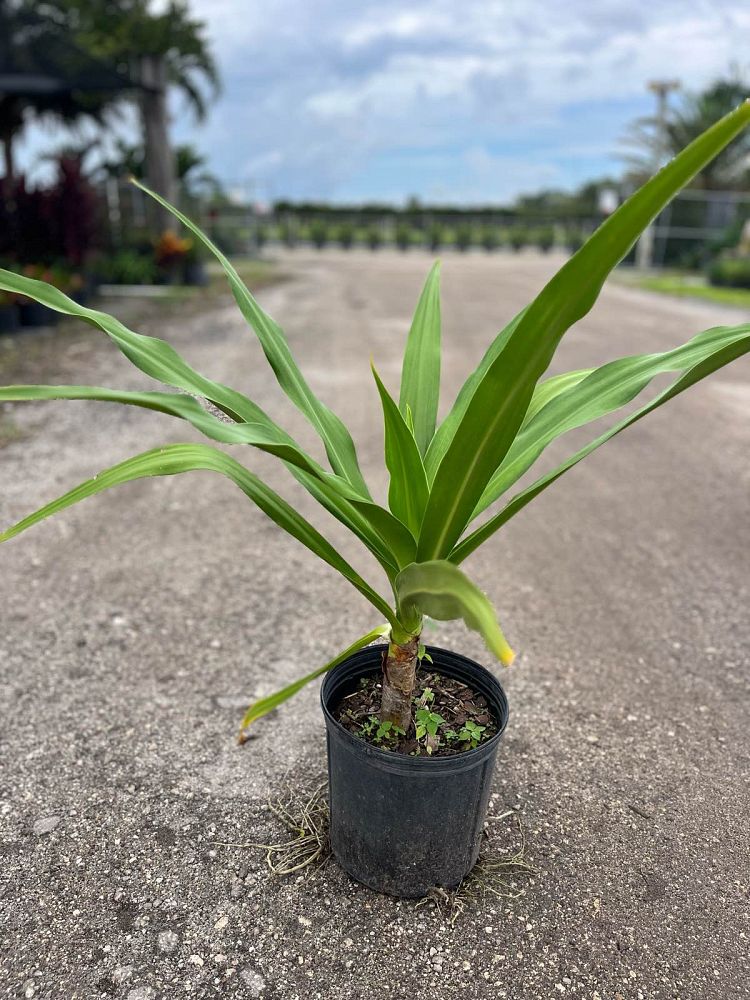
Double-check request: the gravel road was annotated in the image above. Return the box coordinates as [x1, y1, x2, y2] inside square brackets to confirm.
[1, 249, 748, 1000]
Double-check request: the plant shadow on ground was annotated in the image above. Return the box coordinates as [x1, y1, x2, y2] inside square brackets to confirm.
[214, 772, 537, 924]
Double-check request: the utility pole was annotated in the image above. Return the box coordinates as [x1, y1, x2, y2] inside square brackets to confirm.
[635, 78, 680, 270]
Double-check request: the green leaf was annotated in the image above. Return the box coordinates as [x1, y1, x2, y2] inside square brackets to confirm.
[0, 268, 262, 424]
[424, 309, 524, 481]
[0, 442, 399, 628]
[0, 381, 416, 573]
[132, 178, 370, 496]
[521, 368, 595, 426]
[473, 322, 750, 516]
[418, 100, 750, 560]
[395, 560, 514, 665]
[238, 626, 390, 733]
[0, 384, 351, 489]
[371, 363, 429, 536]
[399, 261, 442, 456]
[450, 328, 750, 564]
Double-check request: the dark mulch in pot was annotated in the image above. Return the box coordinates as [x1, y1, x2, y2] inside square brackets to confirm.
[333, 667, 498, 757]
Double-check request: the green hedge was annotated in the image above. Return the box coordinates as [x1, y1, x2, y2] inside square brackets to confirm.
[708, 256, 750, 289]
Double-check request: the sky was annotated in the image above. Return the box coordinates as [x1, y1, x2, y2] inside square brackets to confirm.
[16, 0, 750, 205]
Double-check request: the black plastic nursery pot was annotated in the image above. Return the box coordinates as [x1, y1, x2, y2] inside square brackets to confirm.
[0, 305, 19, 334]
[320, 644, 509, 898]
[18, 301, 58, 328]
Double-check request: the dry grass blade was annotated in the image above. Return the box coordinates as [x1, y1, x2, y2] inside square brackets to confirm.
[214, 779, 331, 877]
[417, 813, 537, 924]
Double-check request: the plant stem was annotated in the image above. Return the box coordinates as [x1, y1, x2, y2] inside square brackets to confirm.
[380, 635, 420, 731]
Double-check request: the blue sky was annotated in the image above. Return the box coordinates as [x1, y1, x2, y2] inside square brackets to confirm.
[16, 0, 750, 204]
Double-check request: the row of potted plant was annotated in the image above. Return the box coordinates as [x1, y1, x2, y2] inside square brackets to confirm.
[0, 264, 88, 333]
[270, 221, 582, 253]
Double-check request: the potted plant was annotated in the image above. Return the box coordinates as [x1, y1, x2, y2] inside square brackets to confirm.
[533, 225, 555, 253]
[336, 221, 355, 250]
[17, 265, 60, 327]
[182, 240, 209, 287]
[309, 219, 329, 249]
[480, 225, 499, 253]
[1, 103, 749, 897]
[454, 222, 474, 252]
[394, 221, 412, 251]
[154, 230, 191, 284]
[508, 225, 528, 252]
[365, 224, 383, 251]
[0, 290, 19, 334]
[427, 221, 444, 252]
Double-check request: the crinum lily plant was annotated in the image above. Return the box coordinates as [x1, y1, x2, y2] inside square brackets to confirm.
[1, 103, 750, 741]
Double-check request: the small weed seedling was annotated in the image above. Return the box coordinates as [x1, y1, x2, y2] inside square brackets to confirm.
[458, 720, 487, 749]
[415, 708, 447, 754]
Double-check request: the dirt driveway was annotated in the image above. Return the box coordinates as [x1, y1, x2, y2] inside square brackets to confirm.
[1, 249, 748, 999]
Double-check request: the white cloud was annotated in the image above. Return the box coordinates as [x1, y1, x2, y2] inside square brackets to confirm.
[16, 0, 750, 201]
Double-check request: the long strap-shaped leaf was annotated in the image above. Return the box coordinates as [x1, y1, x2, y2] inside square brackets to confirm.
[418, 100, 750, 559]
[238, 625, 390, 735]
[399, 262, 441, 456]
[0, 383, 416, 571]
[473, 323, 750, 516]
[395, 560, 514, 665]
[0, 442, 399, 629]
[450, 331, 750, 564]
[132, 178, 371, 497]
[0, 268, 262, 424]
[372, 364, 429, 537]
[0, 384, 352, 490]
[424, 309, 524, 481]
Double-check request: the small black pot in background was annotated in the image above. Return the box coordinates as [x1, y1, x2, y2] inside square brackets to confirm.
[321, 644, 509, 897]
[18, 301, 59, 328]
[183, 260, 208, 287]
[0, 304, 20, 334]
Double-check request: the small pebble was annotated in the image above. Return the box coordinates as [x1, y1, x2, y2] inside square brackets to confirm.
[32, 816, 60, 836]
[157, 930, 179, 953]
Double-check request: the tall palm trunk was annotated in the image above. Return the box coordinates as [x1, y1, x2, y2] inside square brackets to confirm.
[380, 635, 420, 731]
[139, 54, 177, 232]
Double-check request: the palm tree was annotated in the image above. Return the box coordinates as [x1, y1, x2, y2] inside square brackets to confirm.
[0, 0, 126, 182]
[623, 74, 750, 189]
[34, 0, 220, 223]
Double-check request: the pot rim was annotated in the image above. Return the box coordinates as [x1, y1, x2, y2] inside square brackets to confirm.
[320, 643, 509, 773]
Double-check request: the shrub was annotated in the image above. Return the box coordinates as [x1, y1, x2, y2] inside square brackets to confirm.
[427, 222, 444, 252]
[309, 220, 329, 249]
[395, 222, 412, 251]
[366, 225, 383, 250]
[99, 249, 157, 285]
[708, 255, 750, 288]
[454, 223, 473, 252]
[534, 226, 555, 253]
[480, 226, 499, 252]
[337, 222, 355, 249]
[508, 226, 527, 252]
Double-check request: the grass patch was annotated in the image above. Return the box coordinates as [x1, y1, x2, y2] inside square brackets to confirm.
[629, 273, 750, 309]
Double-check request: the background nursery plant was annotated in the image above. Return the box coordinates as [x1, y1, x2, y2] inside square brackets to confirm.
[0, 102, 749, 752]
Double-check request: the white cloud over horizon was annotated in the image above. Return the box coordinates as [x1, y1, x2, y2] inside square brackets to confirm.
[15, 0, 750, 203]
